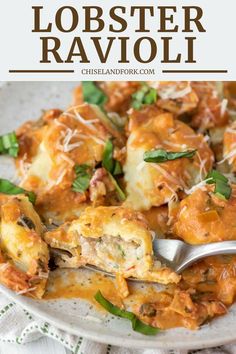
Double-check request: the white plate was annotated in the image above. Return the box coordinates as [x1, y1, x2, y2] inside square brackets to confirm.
[0, 82, 236, 350]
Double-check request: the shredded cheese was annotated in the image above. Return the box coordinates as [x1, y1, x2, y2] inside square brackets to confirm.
[196, 151, 207, 181]
[16, 287, 37, 295]
[63, 110, 99, 133]
[226, 127, 236, 134]
[151, 82, 192, 100]
[136, 161, 146, 171]
[60, 153, 75, 167]
[58, 128, 83, 153]
[220, 99, 228, 117]
[163, 140, 188, 150]
[0, 263, 11, 272]
[151, 163, 182, 187]
[179, 205, 187, 217]
[77, 133, 105, 145]
[218, 148, 236, 165]
[184, 178, 212, 195]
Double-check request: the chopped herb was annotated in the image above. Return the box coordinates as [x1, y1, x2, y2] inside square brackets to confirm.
[0, 179, 36, 204]
[102, 140, 115, 173]
[94, 290, 159, 336]
[90, 104, 124, 136]
[206, 170, 232, 200]
[102, 140, 125, 200]
[82, 82, 107, 109]
[113, 161, 122, 176]
[117, 244, 125, 257]
[108, 172, 126, 202]
[0, 132, 19, 157]
[143, 88, 157, 105]
[72, 164, 92, 194]
[102, 140, 123, 175]
[132, 85, 157, 110]
[143, 149, 196, 163]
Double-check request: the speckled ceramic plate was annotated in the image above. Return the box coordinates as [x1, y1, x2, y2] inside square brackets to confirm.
[0, 82, 236, 350]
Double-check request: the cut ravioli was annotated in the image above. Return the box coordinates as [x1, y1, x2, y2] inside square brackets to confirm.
[44, 206, 180, 284]
[124, 110, 214, 210]
[0, 195, 49, 298]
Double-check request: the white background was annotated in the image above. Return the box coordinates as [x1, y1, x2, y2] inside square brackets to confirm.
[0, 1, 235, 81]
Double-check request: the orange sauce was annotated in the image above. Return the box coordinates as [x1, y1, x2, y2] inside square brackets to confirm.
[44, 270, 123, 308]
[43, 256, 236, 331]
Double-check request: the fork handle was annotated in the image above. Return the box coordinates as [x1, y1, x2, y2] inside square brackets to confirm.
[176, 241, 236, 273]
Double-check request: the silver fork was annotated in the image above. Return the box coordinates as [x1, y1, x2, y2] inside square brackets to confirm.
[84, 239, 236, 279]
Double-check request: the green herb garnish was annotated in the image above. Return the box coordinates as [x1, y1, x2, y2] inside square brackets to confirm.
[108, 172, 126, 202]
[102, 140, 115, 173]
[0, 132, 19, 157]
[72, 164, 92, 194]
[113, 160, 122, 176]
[102, 140, 125, 200]
[132, 85, 157, 110]
[94, 290, 159, 336]
[102, 140, 122, 176]
[206, 170, 232, 200]
[0, 179, 36, 204]
[82, 82, 107, 109]
[143, 149, 196, 163]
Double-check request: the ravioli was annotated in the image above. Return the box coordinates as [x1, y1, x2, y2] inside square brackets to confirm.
[124, 110, 214, 210]
[0, 195, 49, 298]
[45, 206, 180, 284]
[16, 104, 121, 224]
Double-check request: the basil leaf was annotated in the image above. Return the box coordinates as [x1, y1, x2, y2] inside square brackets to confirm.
[144, 149, 196, 163]
[206, 170, 232, 200]
[102, 140, 123, 176]
[132, 85, 157, 110]
[94, 291, 159, 336]
[82, 82, 107, 109]
[206, 170, 228, 184]
[108, 172, 126, 201]
[143, 88, 157, 105]
[74, 164, 90, 175]
[215, 180, 232, 200]
[102, 140, 124, 199]
[0, 179, 36, 204]
[0, 132, 19, 157]
[72, 164, 92, 194]
[113, 161, 122, 176]
[132, 317, 159, 336]
[102, 140, 115, 173]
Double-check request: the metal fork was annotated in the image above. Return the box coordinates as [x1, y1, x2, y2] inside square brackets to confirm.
[84, 239, 236, 279]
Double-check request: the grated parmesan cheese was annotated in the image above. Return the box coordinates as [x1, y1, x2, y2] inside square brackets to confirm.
[58, 128, 83, 153]
[184, 178, 212, 195]
[150, 82, 192, 100]
[163, 140, 187, 150]
[151, 163, 182, 186]
[220, 99, 228, 117]
[16, 287, 37, 295]
[60, 153, 75, 167]
[218, 148, 236, 165]
[0, 263, 11, 272]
